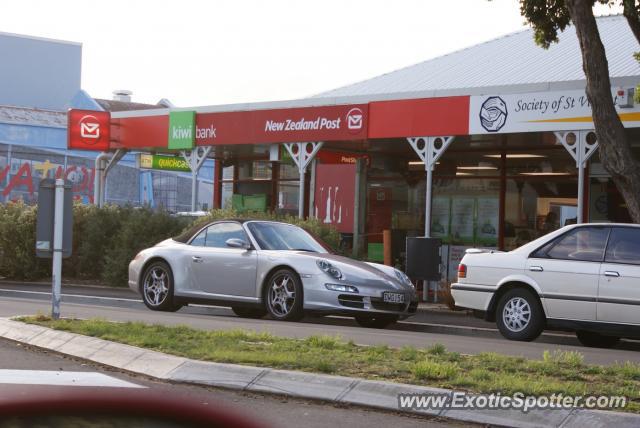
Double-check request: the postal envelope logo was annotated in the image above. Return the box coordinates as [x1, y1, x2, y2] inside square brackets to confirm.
[79, 115, 101, 141]
[346, 108, 363, 132]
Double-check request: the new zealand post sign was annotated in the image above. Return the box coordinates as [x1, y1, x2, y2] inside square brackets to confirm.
[67, 109, 111, 151]
[193, 104, 368, 146]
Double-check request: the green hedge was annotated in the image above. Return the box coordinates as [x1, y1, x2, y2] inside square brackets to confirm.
[0, 203, 341, 287]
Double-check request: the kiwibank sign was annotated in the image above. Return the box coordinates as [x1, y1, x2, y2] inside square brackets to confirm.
[168, 110, 196, 149]
[469, 87, 640, 134]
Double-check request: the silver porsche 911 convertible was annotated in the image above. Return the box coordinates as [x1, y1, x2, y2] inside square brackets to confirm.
[129, 220, 418, 328]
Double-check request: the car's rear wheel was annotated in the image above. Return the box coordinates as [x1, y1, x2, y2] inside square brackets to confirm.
[354, 314, 398, 329]
[231, 307, 267, 319]
[495, 288, 544, 341]
[264, 269, 304, 321]
[576, 330, 620, 348]
[141, 261, 180, 312]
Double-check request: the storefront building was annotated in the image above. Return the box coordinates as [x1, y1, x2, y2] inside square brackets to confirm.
[69, 15, 639, 288]
[0, 32, 214, 211]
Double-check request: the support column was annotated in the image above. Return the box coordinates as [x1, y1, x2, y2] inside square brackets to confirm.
[554, 131, 598, 224]
[283, 142, 323, 219]
[181, 146, 212, 212]
[407, 136, 454, 303]
[407, 136, 455, 237]
[352, 157, 366, 258]
[213, 159, 222, 209]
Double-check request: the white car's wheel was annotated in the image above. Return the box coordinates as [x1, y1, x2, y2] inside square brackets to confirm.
[495, 288, 544, 341]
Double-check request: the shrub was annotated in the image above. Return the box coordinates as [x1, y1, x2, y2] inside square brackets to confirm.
[0, 204, 342, 286]
[0, 201, 49, 279]
[102, 207, 187, 287]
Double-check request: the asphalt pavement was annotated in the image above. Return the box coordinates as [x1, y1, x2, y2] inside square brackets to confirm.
[0, 281, 639, 365]
[0, 337, 465, 427]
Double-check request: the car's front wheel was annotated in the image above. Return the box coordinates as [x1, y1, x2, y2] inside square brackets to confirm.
[354, 314, 398, 329]
[264, 269, 304, 321]
[231, 307, 267, 319]
[141, 261, 180, 312]
[576, 330, 620, 348]
[495, 288, 544, 341]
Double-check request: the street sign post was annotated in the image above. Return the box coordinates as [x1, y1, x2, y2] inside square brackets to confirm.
[36, 179, 73, 319]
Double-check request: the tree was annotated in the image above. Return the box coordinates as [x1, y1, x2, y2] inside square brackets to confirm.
[519, 0, 640, 222]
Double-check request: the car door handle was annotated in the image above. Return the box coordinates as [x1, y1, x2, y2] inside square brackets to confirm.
[604, 271, 620, 278]
[529, 266, 544, 272]
[192, 256, 203, 263]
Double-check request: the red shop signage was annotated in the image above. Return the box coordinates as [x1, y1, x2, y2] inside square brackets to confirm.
[194, 104, 368, 145]
[316, 150, 370, 165]
[68, 109, 111, 151]
[368, 96, 470, 138]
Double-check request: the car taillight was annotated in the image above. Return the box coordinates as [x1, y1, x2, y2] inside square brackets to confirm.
[457, 263, 467, 280]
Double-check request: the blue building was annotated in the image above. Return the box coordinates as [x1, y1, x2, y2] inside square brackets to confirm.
[0, 31, 213, 210]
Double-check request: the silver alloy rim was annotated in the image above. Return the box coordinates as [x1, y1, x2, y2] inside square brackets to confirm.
[143, 266, 169, 306]
[502, 297, 531, 332]
[268, 273, 296, 317]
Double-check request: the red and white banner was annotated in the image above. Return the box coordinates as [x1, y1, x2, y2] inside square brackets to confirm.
[68, 109, 111, 151]
[194, 104, 368, 145]
[112, 104, 367, 149]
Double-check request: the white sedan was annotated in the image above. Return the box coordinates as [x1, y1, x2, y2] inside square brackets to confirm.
[451, 223, 640, 347]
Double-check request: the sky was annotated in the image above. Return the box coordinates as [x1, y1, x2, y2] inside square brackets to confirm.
[0, 0, 622, 107]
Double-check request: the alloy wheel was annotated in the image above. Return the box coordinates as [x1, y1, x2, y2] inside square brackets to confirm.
[268, 273, 296, 317]
[144, 266, 169, 306]
[502, 297, 531, 332]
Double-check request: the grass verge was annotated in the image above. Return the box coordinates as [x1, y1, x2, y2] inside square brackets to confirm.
[21, 316, 640, 412]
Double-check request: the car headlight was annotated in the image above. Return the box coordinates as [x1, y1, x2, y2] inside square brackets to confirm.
[317, 259, 344, 280]
[325, 284, 359, 293]
[394, 269, 414, 287]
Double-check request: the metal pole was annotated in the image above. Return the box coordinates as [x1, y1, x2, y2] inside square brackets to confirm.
[577, 162, 584, 224]
[191, 170, 198, 212]
[51, 178, 64, 320]
[425, 167, 433, 238]
[298, 168, 306, 219]
[99, 161, 107, 207]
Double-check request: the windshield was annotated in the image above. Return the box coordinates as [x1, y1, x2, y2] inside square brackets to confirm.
[247, 222, 328, 253]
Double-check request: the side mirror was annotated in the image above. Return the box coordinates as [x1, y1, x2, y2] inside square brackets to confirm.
[226, 238, 250, 249]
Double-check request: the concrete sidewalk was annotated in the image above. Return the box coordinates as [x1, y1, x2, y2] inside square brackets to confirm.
[0, 318, 636, 428]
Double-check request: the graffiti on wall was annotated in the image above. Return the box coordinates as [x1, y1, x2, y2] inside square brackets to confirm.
[0, 159, 95, 203]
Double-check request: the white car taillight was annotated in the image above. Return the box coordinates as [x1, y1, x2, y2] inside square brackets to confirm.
[457, 263, 467, 280]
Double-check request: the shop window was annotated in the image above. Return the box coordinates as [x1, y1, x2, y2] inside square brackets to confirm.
[275, 181, 299, 216]
[279, 161, 299, 180]
[237, 161, 271, 180]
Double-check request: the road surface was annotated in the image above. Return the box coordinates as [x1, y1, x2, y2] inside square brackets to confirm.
[0, 282, 638, 365]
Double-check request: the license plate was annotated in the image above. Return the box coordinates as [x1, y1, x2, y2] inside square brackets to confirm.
[382, 292, 405, 304]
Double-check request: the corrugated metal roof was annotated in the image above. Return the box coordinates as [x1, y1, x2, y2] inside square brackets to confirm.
[314, 15, 639, 100]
